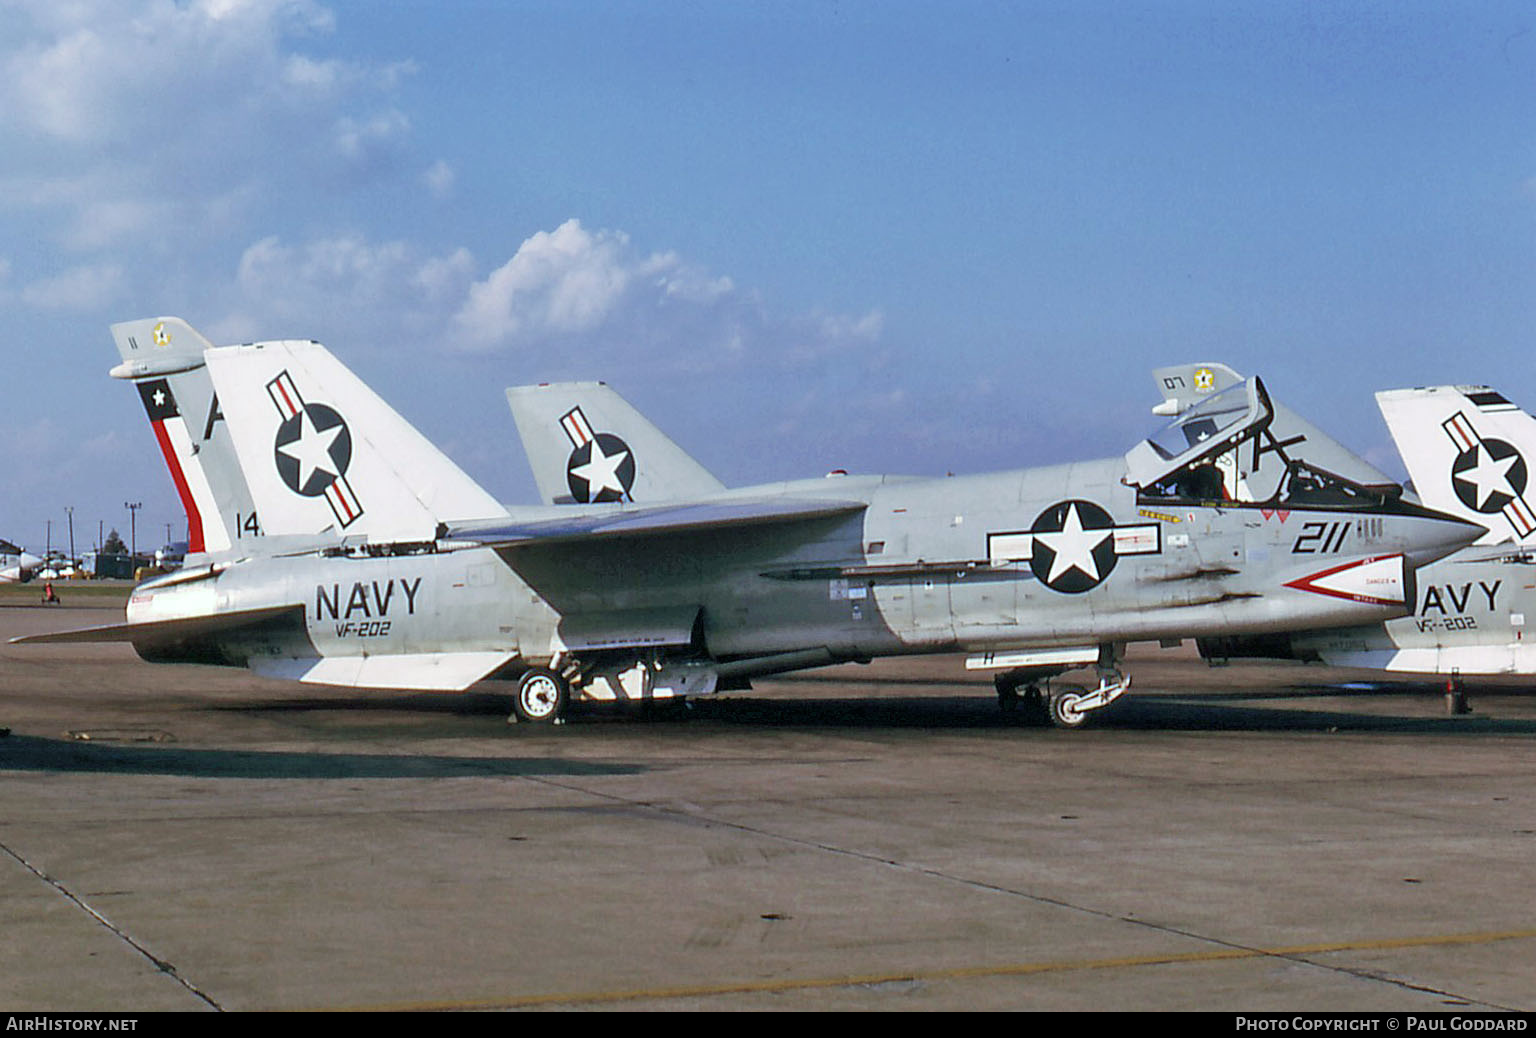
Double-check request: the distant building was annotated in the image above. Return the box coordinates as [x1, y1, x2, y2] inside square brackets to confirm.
[83, 552, 151, 580]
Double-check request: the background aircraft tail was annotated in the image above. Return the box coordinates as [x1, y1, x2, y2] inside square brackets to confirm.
[1150, 361, 1244, 416]
[205, 338, 507, 541]
[1148, 361, 1398, 502]
[1377, 385, 1536, 545]
[506, 381, 726, 504]
[109, 317, 259, 554]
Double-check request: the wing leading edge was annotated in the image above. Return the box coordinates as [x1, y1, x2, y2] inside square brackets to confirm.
[447, 496, 868, 549]
[11, 603, 304, 645]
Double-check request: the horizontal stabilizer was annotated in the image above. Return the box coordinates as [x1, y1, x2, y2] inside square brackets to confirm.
[450, 496, 867, 548]
[10, 604, 303, 645]
[250, 651, 514, 692]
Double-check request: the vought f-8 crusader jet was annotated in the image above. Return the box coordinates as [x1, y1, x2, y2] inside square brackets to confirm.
[16, 321, 1480, 727]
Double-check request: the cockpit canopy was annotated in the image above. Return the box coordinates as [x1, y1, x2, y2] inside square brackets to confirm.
[1125, 376, 1397, 509]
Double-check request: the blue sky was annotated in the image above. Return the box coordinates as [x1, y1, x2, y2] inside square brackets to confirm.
[1, 0, 1533, 554]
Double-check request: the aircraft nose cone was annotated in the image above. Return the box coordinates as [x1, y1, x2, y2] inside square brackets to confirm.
[1403, 509, 1487, 567]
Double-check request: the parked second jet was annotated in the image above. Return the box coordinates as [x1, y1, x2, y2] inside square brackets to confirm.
[17, 321, 1481, 726]
[1200, 376, 1536, 677]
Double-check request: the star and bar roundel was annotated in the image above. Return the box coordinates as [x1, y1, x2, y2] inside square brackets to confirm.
[1442, 411, 1535, 537]
[560, 406, 636, 503]
[987, 500, 1161, 594]
[267, 370, 363, 528]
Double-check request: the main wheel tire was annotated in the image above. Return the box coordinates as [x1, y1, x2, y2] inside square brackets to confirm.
[513, 667, 568, 724]
[1023, 685, 1050, 726]
[994, 675, 1019, 713]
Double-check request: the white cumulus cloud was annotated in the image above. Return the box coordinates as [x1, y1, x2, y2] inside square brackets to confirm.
[220, 233, 475, 343]
[454, 219, 675, 347]
[208, 219, 883, 383]
[0, 0, 417, 253]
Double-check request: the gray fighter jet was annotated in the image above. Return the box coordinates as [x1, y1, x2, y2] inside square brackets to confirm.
[16, 320, 1481, 727]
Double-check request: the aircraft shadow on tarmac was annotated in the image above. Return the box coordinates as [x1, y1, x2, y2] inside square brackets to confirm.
[175, 679, 1536, 735]
[1096, 691, 1536, 734]
[208, 689, 519, 718]
[15, 687, 1529, 776]
[0, 734, 645, 780]
[639, 686, 1536, 734]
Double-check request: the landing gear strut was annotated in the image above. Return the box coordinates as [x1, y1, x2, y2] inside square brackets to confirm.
[990, 644, 1130, 728]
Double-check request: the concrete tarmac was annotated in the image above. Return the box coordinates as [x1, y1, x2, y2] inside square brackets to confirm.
[3, 594, 1535, 1012]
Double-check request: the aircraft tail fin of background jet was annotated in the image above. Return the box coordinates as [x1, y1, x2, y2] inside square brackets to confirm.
[1145, 361, 1398, 502]
[204, 339, 508, 542]
[1150, 362, 1244, 416]
[506, 381, 726, 504]
[1377, 385, 1536, 546]
[108, 317, 258, 555]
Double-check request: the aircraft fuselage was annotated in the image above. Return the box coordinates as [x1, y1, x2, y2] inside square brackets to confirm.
[124, 460, 1475, 692]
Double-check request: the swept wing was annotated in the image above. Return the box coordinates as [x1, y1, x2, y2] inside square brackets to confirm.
[448, 496, 868, 549]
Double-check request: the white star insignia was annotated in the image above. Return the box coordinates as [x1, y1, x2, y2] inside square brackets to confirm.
[1455, 446, 1520, 510]
[1035, 503, 1112, 584]
[279, 408, 344, 491]
[571, 438, 630, 499]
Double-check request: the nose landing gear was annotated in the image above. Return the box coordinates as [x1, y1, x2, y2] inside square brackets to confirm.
[990, 644, 1129, 728]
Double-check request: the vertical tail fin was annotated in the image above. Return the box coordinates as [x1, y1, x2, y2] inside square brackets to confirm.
[204, 338, 507, 540]
[109, 317, 259, 554]
[1377, 385, 1536, 545]
[506, 382, 725, 504]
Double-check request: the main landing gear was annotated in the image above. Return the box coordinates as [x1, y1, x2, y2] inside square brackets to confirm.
[991, 645, 1131, 729]
[510, 666, 569, 725]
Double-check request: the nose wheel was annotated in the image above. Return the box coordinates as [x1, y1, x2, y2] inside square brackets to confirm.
[511, 667, 569, 725]
[1047, 684, 1092, 728]
[1046, 672, 1131, 728]
[992, 659, 1129, 728]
